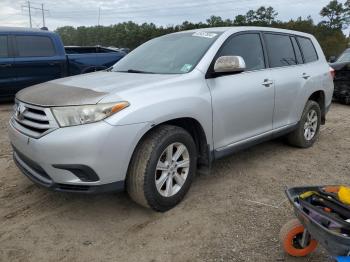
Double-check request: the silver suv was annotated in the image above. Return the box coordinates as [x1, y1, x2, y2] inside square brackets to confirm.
[9, 27, 334, 211]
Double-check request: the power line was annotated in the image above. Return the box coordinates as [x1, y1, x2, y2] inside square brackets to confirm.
[18, 0, 311, 27]
[48, 0, 308, 19]
[50, 0, 253, 15]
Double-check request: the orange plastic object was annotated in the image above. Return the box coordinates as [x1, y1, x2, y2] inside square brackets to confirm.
[280, 219, 318, 257]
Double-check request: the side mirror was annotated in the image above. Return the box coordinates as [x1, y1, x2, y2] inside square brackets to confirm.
[214, 56, 246, 73]
[329, 56, 336, 63]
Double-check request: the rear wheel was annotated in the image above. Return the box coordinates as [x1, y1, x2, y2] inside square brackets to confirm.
[287, 100, 321, 148]
[127, 125, 197, 212]
[280, 219, 318, 257]
[343, 93, 350, 105]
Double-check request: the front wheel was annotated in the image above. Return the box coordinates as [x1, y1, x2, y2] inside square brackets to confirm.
[127, 125, 197, 212]
[287, 100, 321, 148]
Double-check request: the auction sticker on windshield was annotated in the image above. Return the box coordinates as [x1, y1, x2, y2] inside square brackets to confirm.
[192, 32, 217, 38]
[181, 64, 193, 73]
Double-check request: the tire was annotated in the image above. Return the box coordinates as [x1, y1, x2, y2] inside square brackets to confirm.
[280, 219, 318, 257]
[343, 94, 350, 105]
[126, 125, 197, 212]
[287, 100, 321, 148]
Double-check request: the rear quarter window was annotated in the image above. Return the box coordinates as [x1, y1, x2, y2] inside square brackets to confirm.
[0, 35, 8, 57]
[16, 35, 56, 57]
[297, 37, 318, 63]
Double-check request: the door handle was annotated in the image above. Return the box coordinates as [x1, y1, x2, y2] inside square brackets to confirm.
[262, 79, 273, 87]
[0, 64, 11, 68]
[302, 73, 311, 79]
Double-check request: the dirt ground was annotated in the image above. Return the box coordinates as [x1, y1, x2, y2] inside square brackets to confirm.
[0, 102, 349, 262]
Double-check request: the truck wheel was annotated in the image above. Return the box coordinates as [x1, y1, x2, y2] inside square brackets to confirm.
[280, 219, 318, 257]
[343, 94, 350, 105]
[127, 125, 197, 212]
[287, 100, 321, 148]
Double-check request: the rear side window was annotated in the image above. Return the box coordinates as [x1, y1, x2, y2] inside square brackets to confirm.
[297, 37, 318, 63]
[16, 36, 55, 57]
[291, 37, 303, 64]
[218, 33, 265, 71]
[264, 33, 297, 68]
[0, 36, 8, 57]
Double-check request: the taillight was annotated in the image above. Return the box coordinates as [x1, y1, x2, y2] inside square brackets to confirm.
[329, 67, 335, 80]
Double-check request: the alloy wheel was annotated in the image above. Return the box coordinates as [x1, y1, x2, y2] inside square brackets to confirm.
[303, 109, 318, 141]
[155, 142, 190, 197]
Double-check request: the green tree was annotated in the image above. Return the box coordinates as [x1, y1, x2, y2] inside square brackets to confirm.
[243, 6, 278, 25]
[233, 14, 247, 25]
[55, 4, 348, 58]
[255, 6, 278, 25]
[320, 0, 347, 29]
[206, 16, 229, 27]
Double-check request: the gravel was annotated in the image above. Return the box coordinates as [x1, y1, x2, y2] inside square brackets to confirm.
[0, 102, 349, 262]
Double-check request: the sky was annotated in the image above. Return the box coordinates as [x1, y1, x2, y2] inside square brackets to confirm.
[0, 0, 338, 30]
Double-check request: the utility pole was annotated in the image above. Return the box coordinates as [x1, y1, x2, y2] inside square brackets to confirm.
[98, 7, 101, 26]
[41, 3, 45, 27]
[22, 2, 49, 28]
[28, 1, 32, 28]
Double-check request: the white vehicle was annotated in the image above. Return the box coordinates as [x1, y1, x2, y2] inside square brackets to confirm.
[9, 27, 334, 211]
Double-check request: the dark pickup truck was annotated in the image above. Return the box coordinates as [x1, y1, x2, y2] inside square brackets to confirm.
[0, 27, 126, 99]
[330, 48, 350, 105]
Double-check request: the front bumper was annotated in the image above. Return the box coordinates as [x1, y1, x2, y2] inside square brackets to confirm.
[9, 118, 151, 193]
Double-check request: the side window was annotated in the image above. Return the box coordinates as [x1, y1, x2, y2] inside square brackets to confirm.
[0, 36, 8, 57]
[297, 37, 318, 63]
[264, 33, 297, 68]
[16, 36, 55, 57]
[218, 33, 265, 71]
[291, 37, 303, 64]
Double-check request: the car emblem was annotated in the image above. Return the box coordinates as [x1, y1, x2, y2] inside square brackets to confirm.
[16, 104, 26, 121]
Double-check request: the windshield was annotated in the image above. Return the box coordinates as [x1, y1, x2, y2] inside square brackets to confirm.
[336, 51, 350, 63]
[112, 31, 221, 74]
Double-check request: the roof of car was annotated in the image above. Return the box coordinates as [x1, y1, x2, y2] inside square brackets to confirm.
[0, 26, 54, 34]
[179, 26, 313, 38]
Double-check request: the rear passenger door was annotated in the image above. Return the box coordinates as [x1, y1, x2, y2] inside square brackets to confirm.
[0, 35, 16, 98]
[13, 35, 65, 91]
[263, 33, 305, 129]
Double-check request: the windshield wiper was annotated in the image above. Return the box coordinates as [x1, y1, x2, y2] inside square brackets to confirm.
[116, 69, 155, 74]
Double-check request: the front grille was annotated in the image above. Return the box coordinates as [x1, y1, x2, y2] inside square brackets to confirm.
[11, 101, 58, 138]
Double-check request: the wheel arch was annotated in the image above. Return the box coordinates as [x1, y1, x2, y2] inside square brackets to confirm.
[308, 90, 326, 124]
[130, 117, 212, 170]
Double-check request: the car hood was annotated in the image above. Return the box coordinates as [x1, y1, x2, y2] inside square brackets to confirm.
[16, 71, 181, 107]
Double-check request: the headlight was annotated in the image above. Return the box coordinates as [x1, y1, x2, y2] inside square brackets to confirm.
[51, 102, 129, 127]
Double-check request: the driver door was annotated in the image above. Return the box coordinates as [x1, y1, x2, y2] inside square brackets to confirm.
[206, 32, 275, 151]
